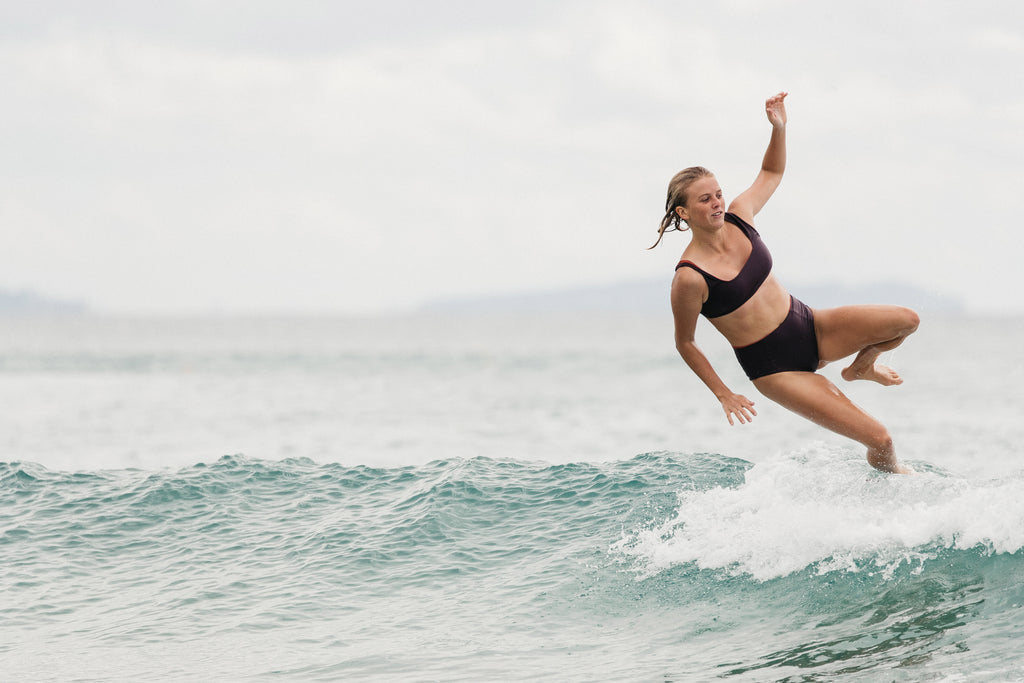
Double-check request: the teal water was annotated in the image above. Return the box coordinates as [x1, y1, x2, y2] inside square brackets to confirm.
[1, 312, 1022, 679]
[4, 451, 1023, 681]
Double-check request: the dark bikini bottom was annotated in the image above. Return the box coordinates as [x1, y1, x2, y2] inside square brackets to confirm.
[733, 296, 819, 381]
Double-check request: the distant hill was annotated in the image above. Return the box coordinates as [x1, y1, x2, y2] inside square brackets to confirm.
[424, 279, 965, 314]
[787, 282, 965, 313]
[0, 289, 88, 314]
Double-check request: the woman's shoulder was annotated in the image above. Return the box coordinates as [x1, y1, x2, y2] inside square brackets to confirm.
[724, 210, 761, 239]
[724, 197, 757, 227]
[671, 260, 708, 299]
[671, 266, 708, 318]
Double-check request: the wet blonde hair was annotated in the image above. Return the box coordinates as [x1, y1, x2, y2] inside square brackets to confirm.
[648, 166, 714, 249]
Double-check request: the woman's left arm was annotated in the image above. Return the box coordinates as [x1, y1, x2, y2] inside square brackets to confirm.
[728, 92, 788, 223]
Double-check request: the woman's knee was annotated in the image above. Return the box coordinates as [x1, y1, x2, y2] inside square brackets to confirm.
[861, 426, 893, 454]
[897, 307, 920, 336]
[862, 426, 896, 471]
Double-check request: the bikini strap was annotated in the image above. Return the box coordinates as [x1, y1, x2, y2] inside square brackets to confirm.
[675, 260, 713, 278]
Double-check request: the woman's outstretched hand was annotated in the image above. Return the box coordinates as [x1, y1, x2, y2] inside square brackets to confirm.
[719, 393, 757, 425]
[765, 92, 788, 129]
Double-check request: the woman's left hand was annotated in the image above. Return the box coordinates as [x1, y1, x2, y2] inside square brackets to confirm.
[765, 92, 788, 129]
[719, 392, 757, 426]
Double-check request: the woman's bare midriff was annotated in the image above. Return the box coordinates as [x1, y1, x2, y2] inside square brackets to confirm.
[708, 275, 792, 347]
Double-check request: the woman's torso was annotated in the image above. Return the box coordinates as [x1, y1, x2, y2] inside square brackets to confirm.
[675, 214, 792, 347]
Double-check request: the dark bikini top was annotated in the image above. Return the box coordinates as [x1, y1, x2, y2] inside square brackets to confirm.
[675, 212, 772, 319]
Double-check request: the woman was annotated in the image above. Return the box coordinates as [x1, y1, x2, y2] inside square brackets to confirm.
[650, 92, 919, 474]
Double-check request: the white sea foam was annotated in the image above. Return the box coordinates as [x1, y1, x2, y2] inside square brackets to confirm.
[619, 443, 1024, 581]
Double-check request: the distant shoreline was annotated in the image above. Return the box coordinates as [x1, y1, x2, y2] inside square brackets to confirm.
[0, 289, 88, 315]
[423, 279, 966, 315]
[0, 282, 966, 318]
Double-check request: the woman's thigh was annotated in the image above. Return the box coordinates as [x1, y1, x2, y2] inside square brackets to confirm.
[753, 371, 890, 448]
[813, 305, 919, 364]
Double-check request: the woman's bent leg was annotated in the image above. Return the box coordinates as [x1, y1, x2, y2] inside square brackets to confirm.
[813, 305, 919, 385]
[753, 371, 913, 474]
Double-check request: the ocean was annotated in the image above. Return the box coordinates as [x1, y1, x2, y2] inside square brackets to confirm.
[1, 311, 1022, 681]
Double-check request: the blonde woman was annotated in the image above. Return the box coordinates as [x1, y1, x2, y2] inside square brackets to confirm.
[651, 93, 919, 473]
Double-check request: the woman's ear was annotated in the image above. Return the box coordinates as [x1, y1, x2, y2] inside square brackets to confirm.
[675, 205, 688, 222]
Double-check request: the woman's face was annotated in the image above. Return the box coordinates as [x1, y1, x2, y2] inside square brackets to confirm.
[676, 176, 725, 229]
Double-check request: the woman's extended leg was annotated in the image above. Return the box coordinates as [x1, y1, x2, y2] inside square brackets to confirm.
[753, 371, 913, 474]
[813, 305, 919, 385]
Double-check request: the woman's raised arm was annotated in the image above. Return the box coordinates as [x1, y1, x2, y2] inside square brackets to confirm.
[728, 92, 788, 223]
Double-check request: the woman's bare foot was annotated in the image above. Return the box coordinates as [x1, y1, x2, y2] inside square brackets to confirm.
[875, 460, 916, 475]
[867, 448, 916, 474]
[842, 362, 903, 386]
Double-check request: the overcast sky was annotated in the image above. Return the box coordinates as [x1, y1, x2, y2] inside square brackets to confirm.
[2, 1, 1022, 315]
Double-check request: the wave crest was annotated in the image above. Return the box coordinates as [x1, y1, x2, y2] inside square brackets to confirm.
[616, 444, 1024, 581]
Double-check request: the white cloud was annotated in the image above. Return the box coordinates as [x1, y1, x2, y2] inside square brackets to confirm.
[1, 1, 1023, 314]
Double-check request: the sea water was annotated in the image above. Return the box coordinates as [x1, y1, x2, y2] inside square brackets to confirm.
[1, 311, 1022, 681]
